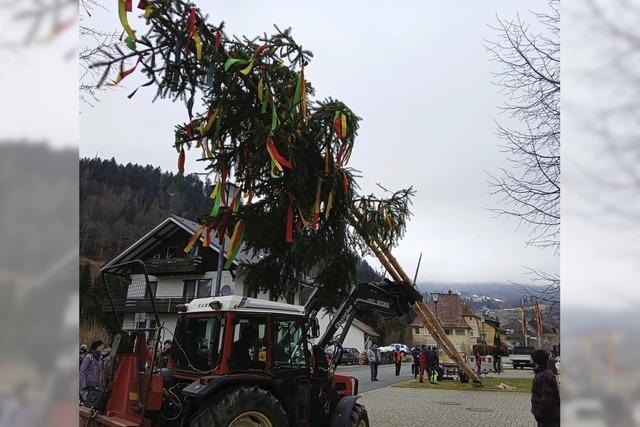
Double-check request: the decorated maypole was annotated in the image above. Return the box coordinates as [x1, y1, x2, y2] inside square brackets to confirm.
[93, 0, 481, 384]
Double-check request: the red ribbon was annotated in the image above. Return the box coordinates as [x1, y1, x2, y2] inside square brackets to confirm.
[286, 193, 294, 243]
[334, 115, 342, 139]
[125, 0, 132, 12]
[178, 149, 185, 174]
[267, 137, 293, 169]
[215, 30, 222, 49]
[186, 122, 193, 138]
[187, 8, 196, 38]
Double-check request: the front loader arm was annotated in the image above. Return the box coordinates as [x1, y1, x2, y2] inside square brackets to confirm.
[315, 280, 422, 352]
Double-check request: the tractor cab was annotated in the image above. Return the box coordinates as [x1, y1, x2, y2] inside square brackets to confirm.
[170, 296, 311, 377]
[169, 296, 326, 426]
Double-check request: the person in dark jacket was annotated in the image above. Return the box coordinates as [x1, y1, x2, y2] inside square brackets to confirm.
[492, 346, 503, 374]
[530, 349, 560, 427]
[430, 346, 439, 384]
[80, 340, 104, 390]
[411, 347, 420, 378]
[79, 344, 88, 369]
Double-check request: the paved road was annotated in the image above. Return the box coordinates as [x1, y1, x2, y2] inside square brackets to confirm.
[336, 362, 533, 393]
[337, 363, 536, 426]
[359, 387, 535, 427]
[336, 363, 416, 393]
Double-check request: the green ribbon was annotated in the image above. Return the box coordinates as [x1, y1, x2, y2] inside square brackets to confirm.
[224, 58, 250, 72]
[271, 104, 278, 132]
[125, 36, 136, 51]
[224, 229, 245, 269]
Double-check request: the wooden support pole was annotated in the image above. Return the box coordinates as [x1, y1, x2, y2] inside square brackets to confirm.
[349, 209, 482, 385]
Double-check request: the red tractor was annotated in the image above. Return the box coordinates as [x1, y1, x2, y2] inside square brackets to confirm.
[80, 260, 421, 427]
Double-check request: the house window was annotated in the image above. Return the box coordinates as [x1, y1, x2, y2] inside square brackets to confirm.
[470, 329, 474, 337]
[414, 327, 420, 335]
[183, 279, 213, 301]
[166, 246, 179, 259]
[145, 281, 158, 299]
[444, 328, 451, 335]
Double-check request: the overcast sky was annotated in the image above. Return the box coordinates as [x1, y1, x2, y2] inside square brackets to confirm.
[79, 1, 558, 287]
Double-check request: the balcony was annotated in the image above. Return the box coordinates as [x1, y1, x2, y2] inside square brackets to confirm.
[144, 255, 207, 276]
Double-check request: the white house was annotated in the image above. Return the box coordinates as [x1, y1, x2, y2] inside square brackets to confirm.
[101, 215, 377, 351]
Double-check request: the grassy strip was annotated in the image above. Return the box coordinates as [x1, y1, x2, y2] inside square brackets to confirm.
[392, 377, 532, 393]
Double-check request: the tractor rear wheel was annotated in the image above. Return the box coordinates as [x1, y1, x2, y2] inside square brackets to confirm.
[348, 403, 369, 427]
[189, 385, 289, 427]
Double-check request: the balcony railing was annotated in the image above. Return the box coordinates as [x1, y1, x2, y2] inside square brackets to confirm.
[143, 256, 207, 275]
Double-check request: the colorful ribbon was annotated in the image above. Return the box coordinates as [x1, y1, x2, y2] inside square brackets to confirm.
[108, 57, 140, 85]
[266, 136, 292, 172]
[209, 181, 222, 216]
[177, 148, 185, 175]
[193, 31, 202, 60]
[184, 225, 205, 253]
[311, 177, 322, 231]
[117, 0, 136, 42]
[224, 220, 246, 268]
[286, 193, 294, 243]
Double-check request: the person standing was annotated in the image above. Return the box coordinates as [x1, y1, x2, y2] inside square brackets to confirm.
[474, 353, 482, 375]
[79, 344, 88, 369]
[367, 344, 381, 381]
[80, 340, 104, 390]
[393, 345, 402, 376]
[430, 346, 440, 384]
[411, 346, 420, 378]
[530, 349, 560, 427]
[418, 345, 429, 383]
[493, 346, 503, 374]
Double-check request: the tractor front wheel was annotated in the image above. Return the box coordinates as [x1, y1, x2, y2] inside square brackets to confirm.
[348, 403, 369, 427]
[189, 385, 289, 427]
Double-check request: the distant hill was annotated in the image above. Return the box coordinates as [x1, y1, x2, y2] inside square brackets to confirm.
[418, 281, 539, 309]
[80, 157, 213, 262]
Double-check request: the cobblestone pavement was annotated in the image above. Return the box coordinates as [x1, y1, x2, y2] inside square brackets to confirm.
[359, 386, 536, 427]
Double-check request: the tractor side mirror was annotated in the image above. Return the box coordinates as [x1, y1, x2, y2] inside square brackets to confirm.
[308, 317, 320, 339]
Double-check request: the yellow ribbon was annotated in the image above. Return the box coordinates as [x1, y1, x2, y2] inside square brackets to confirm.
[193, 31, 202, 60]
[117, 0, 136, 41]
[184, 225, 205, 253]
[205, 108, 219, 132]
[240, 59, 255, 76]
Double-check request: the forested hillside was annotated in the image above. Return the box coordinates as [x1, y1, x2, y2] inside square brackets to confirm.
[80, 157, 213, 261]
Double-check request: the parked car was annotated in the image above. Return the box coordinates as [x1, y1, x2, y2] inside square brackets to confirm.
[510, 346, 535, 369]
[325, 346, 360, 365]
[378, 343, 409, 356]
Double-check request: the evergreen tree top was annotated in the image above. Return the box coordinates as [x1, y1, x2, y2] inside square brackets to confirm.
[92, 0, 414, 307]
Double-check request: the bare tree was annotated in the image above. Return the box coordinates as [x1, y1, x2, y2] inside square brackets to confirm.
[486, 0, 560, 254]
[486, 1, 560, 315]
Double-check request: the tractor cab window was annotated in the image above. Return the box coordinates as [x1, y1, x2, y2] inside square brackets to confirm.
[230, 317, 267, 371]
[173, 315, 223, 372]
[272, 319, 307, 371]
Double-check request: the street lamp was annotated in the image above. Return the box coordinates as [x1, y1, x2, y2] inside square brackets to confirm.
[432, 292, 439, 320]
[481, 316, 486, 355]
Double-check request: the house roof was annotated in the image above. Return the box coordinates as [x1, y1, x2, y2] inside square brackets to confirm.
[410, 292, 471, 329]
[352, 318, 380, 337]
[101, 214, 256, 272]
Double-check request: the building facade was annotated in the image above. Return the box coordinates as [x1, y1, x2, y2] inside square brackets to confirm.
[101, 214, 376, 350]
